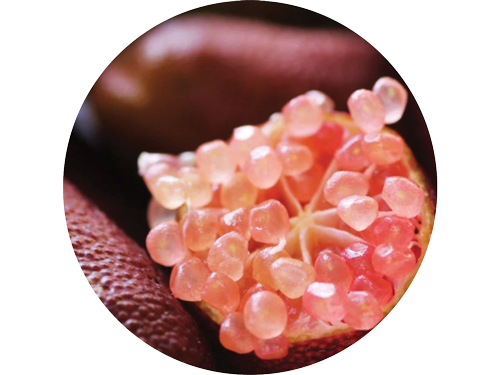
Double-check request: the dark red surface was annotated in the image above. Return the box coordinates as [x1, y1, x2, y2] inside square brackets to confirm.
[63, 180, 215, 370]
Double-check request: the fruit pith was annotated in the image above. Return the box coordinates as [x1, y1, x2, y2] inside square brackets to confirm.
[138, 77, 435, 367]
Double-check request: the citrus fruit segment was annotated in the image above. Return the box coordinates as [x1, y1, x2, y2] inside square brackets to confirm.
[137, 78, 435, 370]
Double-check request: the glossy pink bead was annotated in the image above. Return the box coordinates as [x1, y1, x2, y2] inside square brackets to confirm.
[303, 282, 347, 324]
[314, 250, 353, 291]
[373, 77, 408, 124]
[372, 243, 416, 279]
[243, 291, 288, 339]
[335, 135, 371, 171]
[347, 89, 386, 133]
[282, 95, 324, 137]
[337, 195, 379, 231]
[146, 221, 187, 267]
[229, 125, 269, 165]
[249, 200, 290, 244]
[241, 146, 283, 189]
[170, 257, 211, 301]
[362, 133, 405, 165]
[382, 177, 425, 218]
[207, 232, 249, 281]
[196, 140, 236, 184]
[253, 335, 289, 360]
[324, 171, 370, 206]
[183, 209, 220, 251]
[362, 216, 415, 247]
[219, 312, 255, 354]
[344, 291, 383, 330]
[276, 143, 314, 176]
[270, 257, 316, 299]
[202, 272, 241, 315]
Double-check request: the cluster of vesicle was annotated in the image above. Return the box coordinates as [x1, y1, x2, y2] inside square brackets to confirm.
[138, 77, 425, 360]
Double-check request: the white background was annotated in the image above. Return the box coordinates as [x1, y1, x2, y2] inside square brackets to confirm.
[1, 0, 499, 374]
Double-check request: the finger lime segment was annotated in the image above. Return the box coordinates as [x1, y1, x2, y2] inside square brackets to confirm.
[138, 79, 434, 361]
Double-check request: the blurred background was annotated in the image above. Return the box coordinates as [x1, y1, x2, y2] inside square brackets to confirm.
[65, 1, 435, 245]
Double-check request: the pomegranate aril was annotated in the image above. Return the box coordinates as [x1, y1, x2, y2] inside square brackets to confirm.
[369, 160, 409, 195]
[151, 175, 187, 209]
[276, 143, 314, 176]
[373, 77, 408, 124]
[202, 272, 240, 315]
[347, 89, 386, 133]
[241, 146, 283, 189]
[361, 133, 405, 165]
[282, 95, 324, 137]
[220, 312, 255, 354]
[178, 167, 213, 208]
[262, 113, 285, 146]
[147, 198, 176, 229]
[170, 257, 211, 301]
[352, 274, 394, 306]
[337, 195, 379, 231]
[340, 242, 376, 275]
[324, 171, 370, 206]
[196, 140, 236, 184]
[303, 282, 347, 324]
[146, 221, 187, 267]
[219, 207, 251, 240]
[207, 232, 249, 281]
[362, 216, 415, 247]
[310, 121, 345, 155]
[286, 163, 324, 203]
[238, 283, 274, 311]
[372, 243, 416, 279]
[315, 249, 353, 291]
[252, 243, 291, 288]
[382, 176, 425, 218]
[178, 151, 196, 167]
[283, 295, 303, 324]
[138, 152, 179, 176]
[335, 135, 371, 171]
[183, 209, 220, 251]
[253, 335, 289, 360]
[244, 291, 288, 339]
[271, 258, 316, 299]
[220, 172, 258, 210]
[249, 200, 289, 244]
[143, 162, 178, 190]
[344, 291, 383, 330]
[305, 90, 335, 113]
[229, 125, 269, 165]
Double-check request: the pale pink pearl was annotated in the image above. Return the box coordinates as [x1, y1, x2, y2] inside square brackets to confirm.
[305, 90, 335, 113]
[282, 95, 324, 137]
[146, 221, 188, 266]
[243, 291, 288, 339]
[362, 133, 405, 165]
[241, 146, 283, 189]
[249, 200, 290, 244]
[229, 125, 269, 165]
[373, 77, 408, 124]
[347, 89, 386, 134]
[303, 282, 347, 324]
[382, 176, 425, 218]
[324, 171, 370, 206]
[344, 291, 383, 330]
[337, 195, 379, 231]
[196, 140, 236, 184]
[219, 312, 255, 354]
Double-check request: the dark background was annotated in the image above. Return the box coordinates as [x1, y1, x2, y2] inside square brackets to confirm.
[65, 1, 435, 246]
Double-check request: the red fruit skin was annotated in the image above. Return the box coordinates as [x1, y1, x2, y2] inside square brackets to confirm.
[187, 303, 366, 374]
[64, 180, 215, 370]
